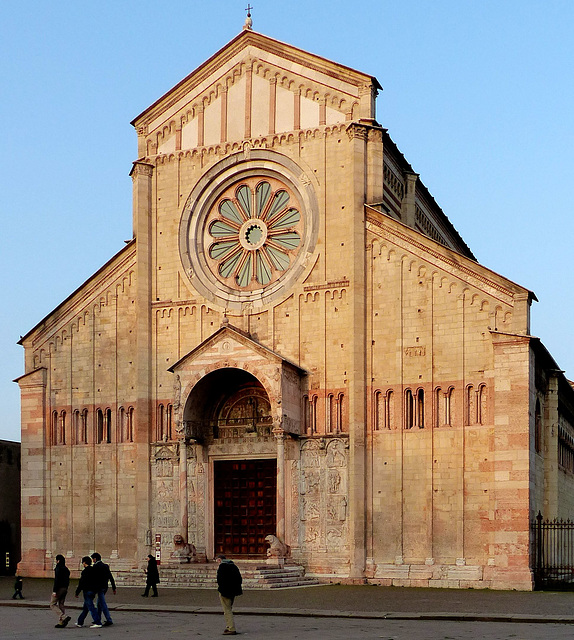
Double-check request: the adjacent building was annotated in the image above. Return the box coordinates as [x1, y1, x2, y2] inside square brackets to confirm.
[0, 440, 21, 575]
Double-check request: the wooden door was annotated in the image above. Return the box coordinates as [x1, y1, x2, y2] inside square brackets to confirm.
[214, 459, 277, 557]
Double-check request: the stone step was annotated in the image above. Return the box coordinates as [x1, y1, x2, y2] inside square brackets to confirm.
[254, 566, 305, 574]
[115, 562, 320, 589]
[266, 580, 320, 588]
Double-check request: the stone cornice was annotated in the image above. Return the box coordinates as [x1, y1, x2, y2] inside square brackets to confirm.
[143, 122, 347, 165]
[22, 242, 137, 349]
[304, 280, 350, 292]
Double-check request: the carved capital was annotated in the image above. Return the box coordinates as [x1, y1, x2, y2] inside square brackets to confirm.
[131, 161, 154, 180]
[272, 426, 286, 440]
[367, 127, 383, 143]
[358, 82, 373, 97]
[346, 122, 369, 142]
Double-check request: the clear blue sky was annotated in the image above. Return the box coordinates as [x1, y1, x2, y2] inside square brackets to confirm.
[1, 1, 573, 442]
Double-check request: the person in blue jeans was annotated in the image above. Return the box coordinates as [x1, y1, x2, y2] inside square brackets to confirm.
[90, 552, 116, 627]
[74, 556, 102, 628]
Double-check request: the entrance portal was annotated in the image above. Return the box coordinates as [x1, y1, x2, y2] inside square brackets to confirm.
[214, 459, 277, 557]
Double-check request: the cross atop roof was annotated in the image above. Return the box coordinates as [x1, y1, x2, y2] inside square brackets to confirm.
[244, 4, 253, 30]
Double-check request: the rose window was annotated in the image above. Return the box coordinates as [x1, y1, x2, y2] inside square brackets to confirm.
[207, 179, 302, 288]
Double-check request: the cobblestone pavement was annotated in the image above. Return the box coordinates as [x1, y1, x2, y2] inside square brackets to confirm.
[3, 607, 574, 640]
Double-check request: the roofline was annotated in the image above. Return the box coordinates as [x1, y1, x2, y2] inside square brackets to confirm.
[530, 336, 574, 401]
[365, 203, 537, 303]
[18, 240, 136, 345]
[382, 129, 476, 261]
[131, 29, 381, 127]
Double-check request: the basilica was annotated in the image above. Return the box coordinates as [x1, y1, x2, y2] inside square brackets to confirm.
[17, 22, 574, 589]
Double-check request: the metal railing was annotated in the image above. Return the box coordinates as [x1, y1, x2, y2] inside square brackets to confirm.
[533, 511, 574, 590]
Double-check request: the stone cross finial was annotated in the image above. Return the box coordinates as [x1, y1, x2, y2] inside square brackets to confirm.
[244, 4, 253, 30]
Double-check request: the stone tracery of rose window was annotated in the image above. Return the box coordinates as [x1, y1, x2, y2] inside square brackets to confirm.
[206, 177, 303, 289]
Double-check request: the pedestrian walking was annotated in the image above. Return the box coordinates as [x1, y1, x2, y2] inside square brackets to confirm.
[51, 555, 71, 628]
[216, 555, 243, 636]
[12, 575, 24, 599]
[141, 554, 160, 597]
[74, 556, 102, 628]
[90, 552, 116, 627]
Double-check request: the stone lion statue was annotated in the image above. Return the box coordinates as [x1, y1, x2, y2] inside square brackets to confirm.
[265, 534, 290, 559]
[170, 534, 196, 563]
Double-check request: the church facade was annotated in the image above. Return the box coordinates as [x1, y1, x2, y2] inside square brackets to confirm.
[17, 27, 574, 589]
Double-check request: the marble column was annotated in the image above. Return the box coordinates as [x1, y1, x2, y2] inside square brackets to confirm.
[273, 427, 286, 545]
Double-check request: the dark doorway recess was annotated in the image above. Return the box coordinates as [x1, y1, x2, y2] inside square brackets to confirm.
[214, 459, 276, 557]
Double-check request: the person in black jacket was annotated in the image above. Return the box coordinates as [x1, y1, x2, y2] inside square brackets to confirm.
[74, 556, 102, 628]
[51, 555, 71, 628]
[216, 555, 243, 635]
[142, 555, 160, 597]
[12, 576, 24, 599]
[90, 552, 116, 626]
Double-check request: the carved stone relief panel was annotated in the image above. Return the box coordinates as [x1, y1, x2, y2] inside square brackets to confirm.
[299, 439, 325, 549]
[186, 459, 198, 544]
[151, 444, 180, 537]
[152, 472, 179, 531]
[290, 460, 300, 547]
[195, 462, 206, 548]
[325, 439, 348, 552]
[297, 437, 349, 554]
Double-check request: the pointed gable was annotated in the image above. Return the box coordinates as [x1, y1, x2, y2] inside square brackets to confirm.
[131, 30, 381, 156]
[168, 323, 304, 375]
[168, 323, 306, 436]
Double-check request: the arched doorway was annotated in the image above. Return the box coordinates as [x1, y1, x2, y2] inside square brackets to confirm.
[183, 368, 273, 442]
[183, 368, 277, 557]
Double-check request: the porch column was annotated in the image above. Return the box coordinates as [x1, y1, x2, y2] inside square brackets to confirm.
[273, 427, 286, 543]
[179, 439, 188, 541]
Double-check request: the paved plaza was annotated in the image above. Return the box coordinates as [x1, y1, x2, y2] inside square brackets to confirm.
[4, 607, 574, 640]
[3, 578, 574, 639]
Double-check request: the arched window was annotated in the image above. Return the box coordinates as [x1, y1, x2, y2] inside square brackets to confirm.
[535, 399, 542, 454]
[81, 409, 88, 444]
[157, 404, 165, 441]
[337, 393, 345, 432]
[166, 404, 173, 441]
[311, 396, 318, 434]
[96, 409, 104, 444]
[127, 407, 134, 442]
[105, 408, 112, 443]
[445, 387, 453, 426]
[466, 385, 476, 426]
[118, 407, 126, 443]
[405, 389, 414, 429]
[416, 389, 425, 429]
[374, 391, 382, 431]
[434, 387, 442, 428]
[303, 396, 311, 434]
[59, 411, 66, 444]
[327, 394, 335, 433]
[73, 410, 80, 444]
[51, 410, 58, 445]
[385, 390, 394, 429]
[478, 384, 487, 425]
